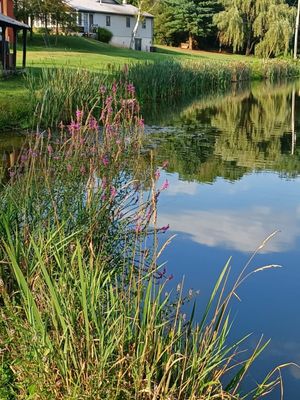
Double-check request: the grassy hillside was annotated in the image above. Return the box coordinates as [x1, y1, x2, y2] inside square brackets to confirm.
[19, 34, 251, 70]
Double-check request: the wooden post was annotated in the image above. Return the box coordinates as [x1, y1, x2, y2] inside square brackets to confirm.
[1, 26, 7, 70]
[12, 27, 17, 69]
[22, 28, 27, 69]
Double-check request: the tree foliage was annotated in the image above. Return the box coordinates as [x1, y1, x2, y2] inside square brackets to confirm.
[14, 0, 75, 33]
[155, 0, 221, 48]
[214, 0, 296, 56]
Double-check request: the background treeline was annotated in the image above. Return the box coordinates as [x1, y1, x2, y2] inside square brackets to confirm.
[151, 0, 298, 56]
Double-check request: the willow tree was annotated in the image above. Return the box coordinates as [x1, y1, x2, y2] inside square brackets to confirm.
[214, 0, 296, 56]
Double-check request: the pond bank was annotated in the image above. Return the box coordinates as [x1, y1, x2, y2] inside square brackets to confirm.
[1, 56, 300, 132]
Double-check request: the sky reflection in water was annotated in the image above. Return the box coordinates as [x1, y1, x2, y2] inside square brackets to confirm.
[148, 80, 300, 399]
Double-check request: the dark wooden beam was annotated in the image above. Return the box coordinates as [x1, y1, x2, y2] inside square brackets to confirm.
[1, 26, 7, 70]
[22, 28, 27, 69]
[12, 27, 17, 69]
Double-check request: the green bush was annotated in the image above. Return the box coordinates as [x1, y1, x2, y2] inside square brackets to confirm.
[96, 27, 113, 43]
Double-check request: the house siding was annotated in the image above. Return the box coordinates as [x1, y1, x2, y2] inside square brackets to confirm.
[0, 0, 15, 42]
[81, 13, 153, 51]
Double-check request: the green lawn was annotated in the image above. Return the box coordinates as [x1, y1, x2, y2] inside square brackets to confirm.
[19, 34, 255, 70]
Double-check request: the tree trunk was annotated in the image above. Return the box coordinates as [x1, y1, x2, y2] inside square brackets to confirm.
[188, 33, 193, 50]
[294, 0, 300, 59]
[30, 16, 34, 40]
[130, 9, 141, 50]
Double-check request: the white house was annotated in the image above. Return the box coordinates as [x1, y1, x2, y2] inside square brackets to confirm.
[34, 0, 154, 52]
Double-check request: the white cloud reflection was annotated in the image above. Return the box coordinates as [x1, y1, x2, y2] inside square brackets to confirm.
[165, 180, 198, 196]
[159, 207, 300, 253]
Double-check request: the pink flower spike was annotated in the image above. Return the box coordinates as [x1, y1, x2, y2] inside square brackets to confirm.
[160, 224, 170, 233]
[100, 85, 106, 94]
[76, 109, 84, 121]
[135, 224, 142, 234]
[89, 117, 99, 130]
[67, 164, 72, 173]
[162, 160, 169, 169]
[127, 83, 135, 94]
[47, 145, 53, 155]
[161, 179, 169, 191]
[138, 118, 144, 127]
[101, 177, 107, 189]
[110, 186, 117, 199]
[80, 165, 86, 175]
[101, 155, 109, 167]
[154, 169, 160, 180]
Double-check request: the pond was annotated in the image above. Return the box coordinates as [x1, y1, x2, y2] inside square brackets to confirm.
[1, 80, 300, 398]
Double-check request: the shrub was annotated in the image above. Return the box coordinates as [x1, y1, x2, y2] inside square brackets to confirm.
[96, 27, 113, 43]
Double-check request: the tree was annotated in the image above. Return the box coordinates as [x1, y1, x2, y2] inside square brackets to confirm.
[14, 0, 75, 38]
[294, 0, 300, 58]
[128, 0, 158, 49]
[214, 0, 296, 56]
[156, 0, 220, 49]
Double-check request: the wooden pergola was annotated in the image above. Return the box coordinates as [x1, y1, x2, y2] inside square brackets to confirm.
[0, 13, 30, 71]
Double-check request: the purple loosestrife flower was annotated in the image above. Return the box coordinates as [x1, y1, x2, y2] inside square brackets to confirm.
[101, 177, 107, 189]
[9, 170, 16, 178]
[76, 109, 84, 121]
[47, 145, 53, 155]
[68, 121, 81, 134]
[154, 169, 160, 180]
[110, 186, 117, 199]
[80, 165, 86, 175]
[112, 82, 117, 93]
[67, 164, 72, 173]
[135, 223, 142, 234]
[127, 83, 135, 95]
[89, 117, 99, 130]
[105, 96, 113, 106]
[100, 85, 106, 94]
[20, 154, 28, 163]
[138, 118, 144, 127]
[161, 179, 169, 191]
[162, 160, 169, 169]
[159, 224, 170, 233]
[101, 155, 109, 167]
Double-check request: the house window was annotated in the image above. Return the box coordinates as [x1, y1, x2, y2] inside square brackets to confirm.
[126, 16, 130, 28]
[83, 13, 88, 26]
[78, 12, 82, 26]
[142, 19, 146, 29]
[106, 16, 111, 26]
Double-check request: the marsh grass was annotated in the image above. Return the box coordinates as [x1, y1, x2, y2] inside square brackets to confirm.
[26, 60, 252, 129]
[0, 84, 285, 399]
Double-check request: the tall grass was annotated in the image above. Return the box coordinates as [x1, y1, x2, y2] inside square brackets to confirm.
[0, 83, 284, 399]
[262, 59, 300, 82]
[25, 61, 251, 129]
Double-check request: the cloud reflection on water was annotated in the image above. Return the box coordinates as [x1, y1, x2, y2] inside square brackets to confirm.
[159, 207, 300, 254]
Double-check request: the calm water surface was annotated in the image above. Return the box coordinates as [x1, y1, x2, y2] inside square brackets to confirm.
[146, 81, 300, 399]
[1, 81, 300, 398]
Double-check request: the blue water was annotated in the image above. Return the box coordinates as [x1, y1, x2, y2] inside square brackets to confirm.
[147, 81, 300, 399]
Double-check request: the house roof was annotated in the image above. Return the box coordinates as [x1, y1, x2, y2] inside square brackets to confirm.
[0, 12, 30, 29]
[69, 0, 154, 18]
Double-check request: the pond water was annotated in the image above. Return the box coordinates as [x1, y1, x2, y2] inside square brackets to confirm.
[1, 80, 300, 398]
